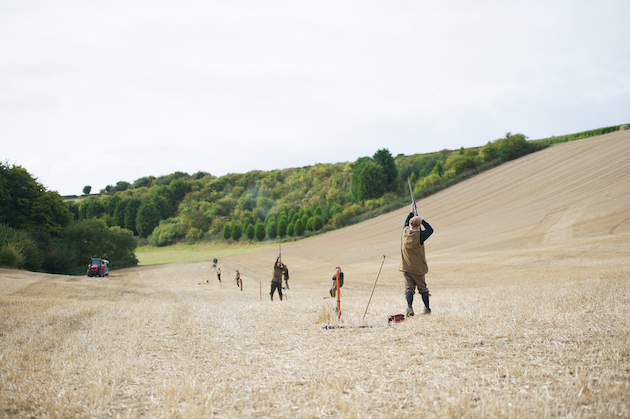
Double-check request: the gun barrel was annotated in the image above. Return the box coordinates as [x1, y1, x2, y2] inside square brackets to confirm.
[408, 179, 418, 216]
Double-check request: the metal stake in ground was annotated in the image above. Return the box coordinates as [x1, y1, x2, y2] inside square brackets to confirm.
[363, 255, 386, 320]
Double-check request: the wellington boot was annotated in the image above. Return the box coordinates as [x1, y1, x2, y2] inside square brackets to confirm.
[279, 294, 283, 301]
[421, 292, 431, 314]
[270, 293, 273, 301]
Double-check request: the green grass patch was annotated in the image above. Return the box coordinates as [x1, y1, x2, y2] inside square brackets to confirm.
[135, 241, 277, 266]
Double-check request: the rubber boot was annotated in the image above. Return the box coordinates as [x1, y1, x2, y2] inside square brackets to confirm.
[421, 291, 431, 314]
[405, 291, 414, 309]
[405, 291, 414, 317]
[279, 294, 283, 301]
[270, 293, 273, 301]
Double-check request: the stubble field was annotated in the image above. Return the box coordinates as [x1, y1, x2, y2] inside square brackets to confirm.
[1, 131, 629, 418]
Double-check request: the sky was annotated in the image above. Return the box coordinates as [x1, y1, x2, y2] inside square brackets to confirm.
[1, 0, 629, 196]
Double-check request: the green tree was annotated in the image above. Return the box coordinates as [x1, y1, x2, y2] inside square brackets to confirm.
[115, 181, 131, 192]
[246, 224, 255, 240]
[152, 194, 173, 220]
[231, 223, 243, 241]
[432, 161, 444, 177]
[497, 133, 529, 161]
[64, 219, 137, 268]
[266, 220, 277, 239]
[152, 186, 175, 219]
[83, 185, 91, 195]
[294, 219, 305, 236]
[170, 178, 192, 202]
[312, 215, 323, 231]
[481, 141, 498, 162]
[223, 222, 232, 240]
[0, 223, 42, 271]
[445, 154, 476, 175]
[67, 201, 80, 221]
[254, 221, 266, 241]
[124, 199, 141, 235]
[105, 226, 138, 266]
[105, 195, 121, 217]
[63, 218, 111, 265]
[286, 222, 295, 236]
[277, 217, 287, 238]
[113, 199, 129, 227]
[0, 163, 72, 236]
[80, 199, 105, 220]
[373, 148, 397, 190]
[136, 200, 161, 238]
[351, 158, 386, 201]
[132, 176, 155, 189]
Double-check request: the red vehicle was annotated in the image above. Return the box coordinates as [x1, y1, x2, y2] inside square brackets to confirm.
[87, 258, 109, 277]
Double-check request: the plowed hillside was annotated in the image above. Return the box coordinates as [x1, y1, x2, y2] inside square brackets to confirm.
[221, 129, 630, 290]
[1, 130, 629, 418]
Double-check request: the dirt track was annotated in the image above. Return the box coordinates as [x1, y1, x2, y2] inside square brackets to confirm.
[1, 131, 629, 417]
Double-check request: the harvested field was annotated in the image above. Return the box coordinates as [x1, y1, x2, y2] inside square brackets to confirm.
[1, 131, 629, 418]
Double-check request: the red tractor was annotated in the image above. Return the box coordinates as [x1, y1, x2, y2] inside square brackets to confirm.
[87, 258, 109, 277]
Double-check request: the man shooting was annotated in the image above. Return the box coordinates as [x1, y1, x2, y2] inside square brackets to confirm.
[270, 257, 284, 301]
[399, 203, 434, 317]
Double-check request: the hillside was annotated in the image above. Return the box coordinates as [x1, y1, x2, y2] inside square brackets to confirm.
[1, 130, 629, 417]
[216, 129, 630, 288]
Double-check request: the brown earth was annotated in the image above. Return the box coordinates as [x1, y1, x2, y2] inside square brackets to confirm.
[1, 131, 629, 417]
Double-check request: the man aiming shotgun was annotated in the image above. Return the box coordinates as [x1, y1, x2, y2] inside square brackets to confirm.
[400, 181, 434, 317]
[270, 257, 284, 301]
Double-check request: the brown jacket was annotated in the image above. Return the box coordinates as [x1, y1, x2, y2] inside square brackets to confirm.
[272, 259, 284, 283]
[400, 227, 428, 275]
[399, 213, 433, 275]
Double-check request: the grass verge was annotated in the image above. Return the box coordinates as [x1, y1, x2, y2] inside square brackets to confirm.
[135, 241, 276, 266]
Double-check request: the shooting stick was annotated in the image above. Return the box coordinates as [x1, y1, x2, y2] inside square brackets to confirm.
[408, 179, 418, 216]
[363, 255, 386, 320]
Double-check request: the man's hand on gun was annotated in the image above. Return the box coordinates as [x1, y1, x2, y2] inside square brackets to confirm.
[411, 204, 423, 224]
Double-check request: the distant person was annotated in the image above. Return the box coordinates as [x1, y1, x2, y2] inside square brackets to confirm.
[212, 258, 218, 268]
[329, 267, 344, 298]
[400, 204, 434, 317]
[282, 264, 290, 289]
[270, 257, 284, 301]
[216, 267, 221, 283]
[235, 270, 241, 288]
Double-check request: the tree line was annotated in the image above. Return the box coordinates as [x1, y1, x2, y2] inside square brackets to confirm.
[70, 133, 547, 248]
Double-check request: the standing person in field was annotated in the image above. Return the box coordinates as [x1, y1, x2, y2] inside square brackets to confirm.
[400, 204, 434, 317]
[282, 264, 290, 289]
[329, 267, 344, 298]
[270, 257, 284, 301]
[235, 270, 241, 288]
[216, 267, 221, 283]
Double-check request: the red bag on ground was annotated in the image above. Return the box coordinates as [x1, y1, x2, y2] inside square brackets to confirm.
[388, 314, 405, 323]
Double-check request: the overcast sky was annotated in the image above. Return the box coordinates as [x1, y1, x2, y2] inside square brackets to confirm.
[1, 1, 629, 196]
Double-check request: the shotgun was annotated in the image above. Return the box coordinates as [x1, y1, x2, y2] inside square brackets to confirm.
[408, 179, 418, 216]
